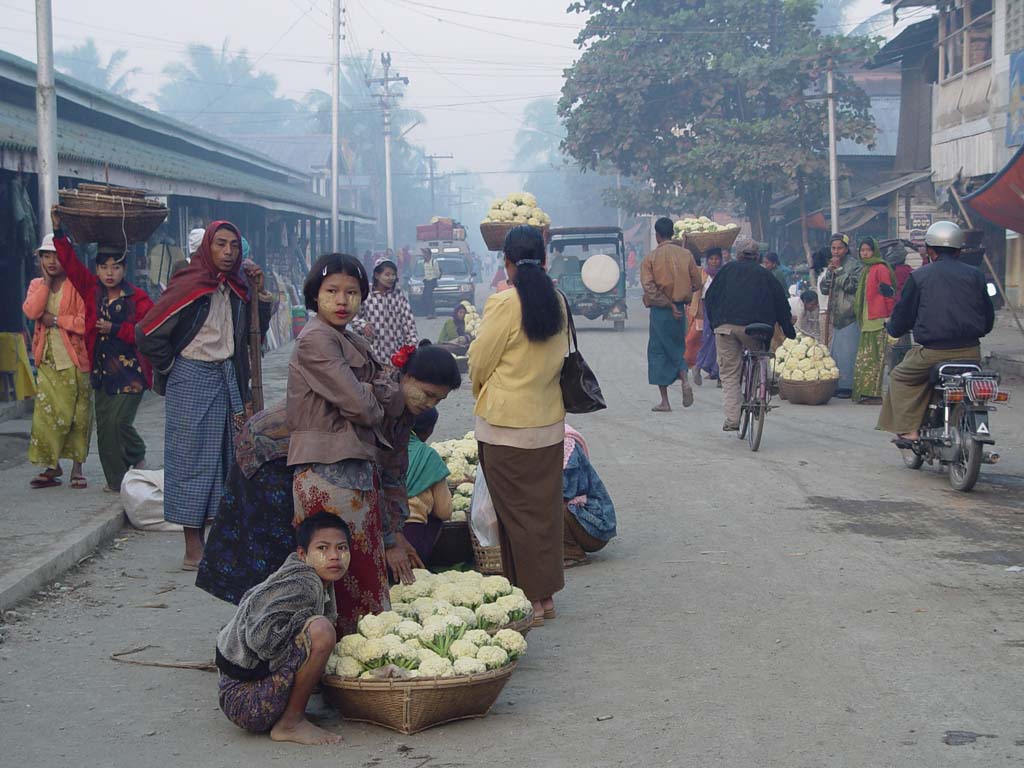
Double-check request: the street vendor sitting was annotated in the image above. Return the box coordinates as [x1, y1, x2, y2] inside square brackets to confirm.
[215, 512, 350, 746]
[402, 407, 453, 564]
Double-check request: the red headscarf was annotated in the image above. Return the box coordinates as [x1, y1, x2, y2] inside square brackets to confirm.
[141, 221, 250, 334]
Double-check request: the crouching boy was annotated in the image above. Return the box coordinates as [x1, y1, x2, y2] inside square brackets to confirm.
[215, 512, 350, 745]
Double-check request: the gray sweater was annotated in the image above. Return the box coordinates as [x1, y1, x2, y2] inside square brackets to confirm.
[216, 554, 337, 678]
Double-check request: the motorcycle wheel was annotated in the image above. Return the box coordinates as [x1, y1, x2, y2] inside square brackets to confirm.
[902, 450, 924, 470]
[948, 404, 982, 492]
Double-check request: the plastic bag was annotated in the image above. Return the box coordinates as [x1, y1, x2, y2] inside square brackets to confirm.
[120, 469, 183, 532]
[469, 467, 499, 547]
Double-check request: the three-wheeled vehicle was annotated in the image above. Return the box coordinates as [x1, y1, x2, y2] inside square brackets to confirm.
[547, 226, 628, 331]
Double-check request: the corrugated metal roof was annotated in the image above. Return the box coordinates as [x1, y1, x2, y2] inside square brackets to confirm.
[838, 96, 901, 157]
[0, 101, 373, 221]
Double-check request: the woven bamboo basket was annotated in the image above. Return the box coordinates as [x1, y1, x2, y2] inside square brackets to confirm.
[322, 663, 516, 734]
[57, 184, 169, 246]
[485, 610, 534, 637]
[61, 184, 165, 212]
[468, 522, 504, 576]
[681, 228, 740, 253]
[480, 222, 549, 251]
[778, 377, 837, 405]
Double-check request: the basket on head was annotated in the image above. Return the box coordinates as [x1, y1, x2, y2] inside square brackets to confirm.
[479, 222, 549, 252]
[57, 184, 169, 247]
[322, 663, 516, 734]
[682, 228, 740, 253]
[778, 377, 837, 405]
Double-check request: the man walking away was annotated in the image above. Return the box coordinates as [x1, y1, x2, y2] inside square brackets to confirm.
[640, 217, 703, 412]
[705, 238, 795, 432]
[820, 232, 862, 398]
[877, 221, 994, 443]
[420, 247, 442, 319]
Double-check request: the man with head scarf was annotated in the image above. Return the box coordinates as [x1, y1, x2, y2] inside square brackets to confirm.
[704, 238, 796, 431]
[819, 232, 863, 398]
[137, 221, 274, 570]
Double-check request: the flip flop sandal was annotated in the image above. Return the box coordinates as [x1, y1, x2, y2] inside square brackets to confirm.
[891, 438, 915, 450]
[543, 608, 557, 620]
[530, 614, 545, 628]
[30, 475, 62, 489]
[70, 475, 88, 489]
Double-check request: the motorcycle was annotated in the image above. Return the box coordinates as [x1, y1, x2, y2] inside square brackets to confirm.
[900, 362, 1009, 491]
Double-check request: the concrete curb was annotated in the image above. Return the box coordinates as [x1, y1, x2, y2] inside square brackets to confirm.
[0, 501, 126, 613]
[986, 353, 1024, 379]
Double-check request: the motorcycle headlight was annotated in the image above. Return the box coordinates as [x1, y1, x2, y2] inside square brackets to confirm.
[410, 286, 423, 295]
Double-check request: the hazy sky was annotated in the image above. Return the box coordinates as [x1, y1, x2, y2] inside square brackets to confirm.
[1, 0, 892, 197]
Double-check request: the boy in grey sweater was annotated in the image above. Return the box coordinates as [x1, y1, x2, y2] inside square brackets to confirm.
[216, 512, 350, 745]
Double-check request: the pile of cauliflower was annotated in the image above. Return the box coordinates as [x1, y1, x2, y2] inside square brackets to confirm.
[673, 217, 739, 236]
[483, 192, 551, 227]
[773, 333, 840, 382]
[432, 431, 478, 522]
[325, 571, 529, 680]
[460, 300, 481, 336]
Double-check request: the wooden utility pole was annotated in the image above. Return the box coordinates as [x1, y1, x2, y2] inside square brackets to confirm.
[425, 153, 453, 215]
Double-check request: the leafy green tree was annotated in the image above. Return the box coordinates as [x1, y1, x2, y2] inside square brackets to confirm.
[558, 0, 877, 239]
[54, 38, 139, 97]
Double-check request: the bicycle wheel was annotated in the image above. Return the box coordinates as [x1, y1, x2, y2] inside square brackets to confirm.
[737, 356, 750, 439]
[747, 360, 766, 451]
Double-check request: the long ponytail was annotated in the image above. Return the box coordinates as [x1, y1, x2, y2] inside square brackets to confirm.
[503, 225, 563, 342]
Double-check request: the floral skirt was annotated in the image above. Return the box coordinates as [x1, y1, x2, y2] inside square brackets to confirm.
[218, 626, 309, 733]
[293, 463, 389, 636]
[853, 328, 887, 401]
[28, 350, 92, 467]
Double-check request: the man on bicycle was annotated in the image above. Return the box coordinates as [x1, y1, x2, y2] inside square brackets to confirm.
[876, 221, 994, 443]
[705, 238, 795, 431]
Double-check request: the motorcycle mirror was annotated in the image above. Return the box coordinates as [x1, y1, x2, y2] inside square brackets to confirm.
[987, 282, 997, 297]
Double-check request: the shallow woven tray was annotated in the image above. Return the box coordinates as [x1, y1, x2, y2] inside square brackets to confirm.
[779, 377, 837, 405]
[681, 228, 740, 252]
[480, 221, 549, 251]
[60, 185, 165, 212]
[322, 663, 516, 734]
[485, 610, 533, 637]
[56, 206, 169, 246]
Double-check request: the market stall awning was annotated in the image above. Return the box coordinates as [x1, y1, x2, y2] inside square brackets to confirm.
[963, 142, 1024, 234]
[845, 171, 933, 207]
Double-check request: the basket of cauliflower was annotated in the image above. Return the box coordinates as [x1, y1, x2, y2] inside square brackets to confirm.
[431, 431, 478, 502]
[322, 572, 530, 733]
[480, 192, 551, 251]
[673, 217, 741, 252]
[772, 333, 840, 405]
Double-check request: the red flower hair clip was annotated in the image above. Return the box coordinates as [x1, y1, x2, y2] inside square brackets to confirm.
[391, 344, 417, 369]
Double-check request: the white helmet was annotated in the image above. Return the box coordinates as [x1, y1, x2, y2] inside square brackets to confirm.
[924, 221, 965, 250]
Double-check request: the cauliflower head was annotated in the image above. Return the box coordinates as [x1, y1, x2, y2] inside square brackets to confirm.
[492, 628, 528, 659]
[453, 657, 487, 676]
[476, 645, 510, 670]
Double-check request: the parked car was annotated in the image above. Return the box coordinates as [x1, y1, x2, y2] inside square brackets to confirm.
[408, 251, 476, 315]
[547, 226, 628, 331]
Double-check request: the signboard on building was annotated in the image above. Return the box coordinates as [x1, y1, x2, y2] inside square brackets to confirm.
[1009, 50, 1024, 147]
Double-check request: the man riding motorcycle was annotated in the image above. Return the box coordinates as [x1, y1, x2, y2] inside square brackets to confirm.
[876, 221, 995, 443]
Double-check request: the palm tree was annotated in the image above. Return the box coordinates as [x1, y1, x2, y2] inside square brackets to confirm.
[54, 38, 139, 97]
[513, 99, 564, 169]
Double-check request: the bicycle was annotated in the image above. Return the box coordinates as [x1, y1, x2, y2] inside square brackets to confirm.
[737, 323, 776, 452]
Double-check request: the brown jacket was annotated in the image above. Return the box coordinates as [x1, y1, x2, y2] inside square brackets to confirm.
[286, 315, 402, 467]
[640, 241, 702, 308]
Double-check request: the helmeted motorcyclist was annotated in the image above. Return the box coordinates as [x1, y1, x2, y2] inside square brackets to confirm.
[876, 221, 995, 442]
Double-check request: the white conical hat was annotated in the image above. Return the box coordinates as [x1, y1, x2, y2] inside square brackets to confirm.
[581, 253, 620, 294]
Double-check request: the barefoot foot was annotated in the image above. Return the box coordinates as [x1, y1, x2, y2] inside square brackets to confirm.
[651, 404, 671, 413]
[270, 718, 343, 746]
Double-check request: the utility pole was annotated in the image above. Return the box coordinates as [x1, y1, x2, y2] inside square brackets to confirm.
[826, 59, 840, 236]
[425, 153, 453, 215]
[35, 0, 57, 240]
[368, 52, 408, 251]
[330, 0, 342, 250]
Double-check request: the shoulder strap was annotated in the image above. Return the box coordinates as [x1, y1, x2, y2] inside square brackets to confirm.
[558, 290, 578, 352]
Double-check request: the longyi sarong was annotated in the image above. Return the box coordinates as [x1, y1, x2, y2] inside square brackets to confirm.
[829, 321, 860, 392]
[647, 304, 687, 386]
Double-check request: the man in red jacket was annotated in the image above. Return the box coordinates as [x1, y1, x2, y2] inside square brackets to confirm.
[51, 207, 154, 492]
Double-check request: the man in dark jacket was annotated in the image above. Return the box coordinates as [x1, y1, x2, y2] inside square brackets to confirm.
[876, 221, 994, 441]
[705, 238, 796, 431]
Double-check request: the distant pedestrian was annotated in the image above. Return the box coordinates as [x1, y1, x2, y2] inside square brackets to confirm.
[763, 252, 789, 291]
[626, 248, 638, 287]
[820, 232, 862, 398]
[796, 290, 821, 340]
[22, 232, 92, 489]
[693, 247, 723, 386]
[640, 216, 702, 412]
[491, 263, 509, 293]
[350, 255, 419, 365]
[138, 221, 273, 570]
[851, 237, 896, 404]
[50, 208, 154, 493]
[420, 247, 442, 319]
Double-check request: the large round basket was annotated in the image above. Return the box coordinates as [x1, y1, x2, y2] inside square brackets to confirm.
[480, 222, 549, 251]
[779, 377, 837, 405]
[682, 228, 740, 253]
[322, 663, 516, 734]
[57, 185, 169, 247]
[486, 610, 533, 637]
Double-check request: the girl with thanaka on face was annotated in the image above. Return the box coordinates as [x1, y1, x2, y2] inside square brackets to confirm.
[22, 230, 92, 489]
[137, 221, 273, 570]
[349, 255, 419, 366]
[216, 511, 350, 746]
[49, 207, 154, 492]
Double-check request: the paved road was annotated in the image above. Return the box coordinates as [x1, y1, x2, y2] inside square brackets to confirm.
[2, 297, 1023, 767]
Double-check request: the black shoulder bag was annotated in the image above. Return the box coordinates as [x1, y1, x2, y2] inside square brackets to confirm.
[559, 293, 606, 414]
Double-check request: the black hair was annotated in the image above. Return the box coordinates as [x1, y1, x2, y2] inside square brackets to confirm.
[705, 247, 723, 259]
[304, 253, 369, 311]
[296, 511, 352, 550]
[400, 344, 462, 390]
[764, 252, 780, 264]
[930, 245, 960, 259]
[412, 407, 439, 440]
[811, 247, 830, 272]
[503, 225, 564, 342]
[94, 247, 127, 268]
[654, 217, 674, 240]
[800, 290, 818, 304]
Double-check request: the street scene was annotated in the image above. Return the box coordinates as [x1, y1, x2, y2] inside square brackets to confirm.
[2, 1, 1024, 766]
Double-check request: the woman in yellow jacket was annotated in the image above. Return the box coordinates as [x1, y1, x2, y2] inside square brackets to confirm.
[469, 225, 568, 626]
